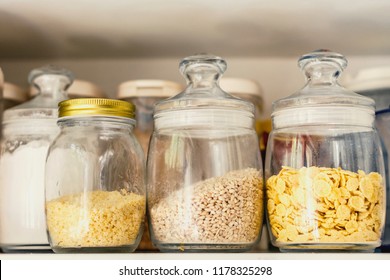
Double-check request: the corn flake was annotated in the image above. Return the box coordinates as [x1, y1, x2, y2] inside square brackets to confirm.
[267, 166, 384, 245]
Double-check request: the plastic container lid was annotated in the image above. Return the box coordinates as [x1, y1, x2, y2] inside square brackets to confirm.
[346, 66, 390, 92]
[220, 77, 263, 97]
[68, 80, 105, 98]
[30, 79, 104, 98]
[117, 79, 183, 98]
[3, 82, 28, 103]
[272, 50, 375, 129]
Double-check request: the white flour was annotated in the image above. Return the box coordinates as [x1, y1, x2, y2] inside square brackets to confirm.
[0, 141, 50, 246]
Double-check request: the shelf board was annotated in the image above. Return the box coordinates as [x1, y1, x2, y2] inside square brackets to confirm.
[1, 1, 390, 59]
[1, 252, 390, 260]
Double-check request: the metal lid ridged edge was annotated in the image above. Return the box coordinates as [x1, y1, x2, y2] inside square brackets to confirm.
[59, 98, 135, 119]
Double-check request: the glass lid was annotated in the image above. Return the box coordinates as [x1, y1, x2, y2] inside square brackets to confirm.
[154, 54, 254, 114]
[3, 65, 74, 122]
[153, 54, 254, 129]
[272, 50, 375, 128]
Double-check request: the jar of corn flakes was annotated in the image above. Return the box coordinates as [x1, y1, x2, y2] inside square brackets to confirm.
[147, 54, 264, 252]
[265, 50, 386, 252]
[45, 98, 145, 253]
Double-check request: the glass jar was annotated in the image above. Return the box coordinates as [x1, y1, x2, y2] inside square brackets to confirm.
[117, 79, 183, 154]
[45, 98, 145, 253]
[0, 65, 73, 252]
[147, 54, 264, 252]
[265, 50, 386, 252]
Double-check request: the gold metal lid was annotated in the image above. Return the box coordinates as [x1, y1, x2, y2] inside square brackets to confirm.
[58, 98, 135, 119]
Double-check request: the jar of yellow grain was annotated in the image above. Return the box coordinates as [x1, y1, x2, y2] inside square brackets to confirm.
[265, 50, 386, 252]
[45, 98, 145, 253]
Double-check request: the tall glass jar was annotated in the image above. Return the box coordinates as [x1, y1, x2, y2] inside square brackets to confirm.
[147, 54, 264, 252]
[265, 50, 386, 252]
[45, 98, 145, 253]
[0, 65, 73, 252]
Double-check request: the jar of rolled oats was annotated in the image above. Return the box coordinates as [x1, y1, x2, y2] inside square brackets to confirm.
[45, 98, 145, 253]
[147, 54, 264, 252]
[265, 50, 386, 252]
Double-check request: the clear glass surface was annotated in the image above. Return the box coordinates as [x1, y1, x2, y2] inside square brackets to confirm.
[0, 65, 73, 252]
[147, 54, 264, 252]
[265, 50, 386, 252]
[45, 116, 145, 253]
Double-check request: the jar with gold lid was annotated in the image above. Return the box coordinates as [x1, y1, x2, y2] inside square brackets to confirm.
[45, 98, 145, 253]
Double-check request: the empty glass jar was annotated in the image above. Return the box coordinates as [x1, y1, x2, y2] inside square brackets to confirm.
[265, 50, 386, 252]
[0, 65, 73, 252]
[45, 98, 145, 253]
[147, 54, 264, 252]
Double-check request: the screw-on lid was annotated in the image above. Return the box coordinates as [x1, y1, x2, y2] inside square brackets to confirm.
[58, 98, 135, 119]
[346, 66, 390, 92]
[3, 82, 28, 102]
[272, 50, 375, 129]
[117, 79, 183, 98]
[220, 77, 263, 97]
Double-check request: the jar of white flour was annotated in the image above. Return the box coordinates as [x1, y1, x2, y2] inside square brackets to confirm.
[0, 65, 73, 252]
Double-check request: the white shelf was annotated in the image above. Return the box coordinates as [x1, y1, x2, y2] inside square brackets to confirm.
[1, 252, 390, 260]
